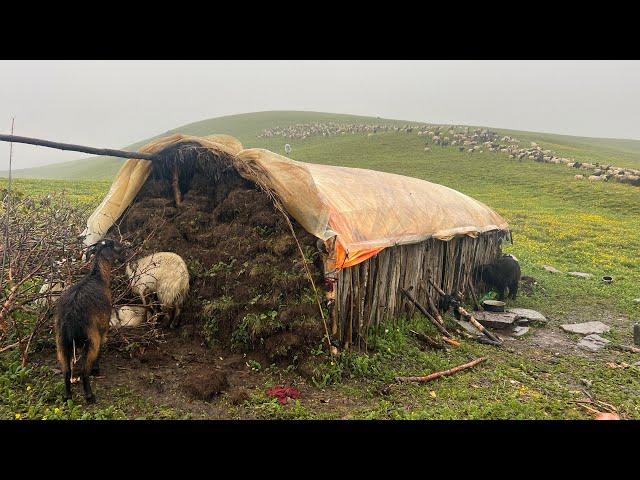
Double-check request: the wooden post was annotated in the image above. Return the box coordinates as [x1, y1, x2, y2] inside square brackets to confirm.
[172, 161, 182, 206]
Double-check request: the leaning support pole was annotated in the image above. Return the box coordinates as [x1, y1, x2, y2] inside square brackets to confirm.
[0, 134, 157, 161]
[400, 287, 453, 339]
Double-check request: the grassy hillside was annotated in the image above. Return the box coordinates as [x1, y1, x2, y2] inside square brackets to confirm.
[2, 112, 416, 180]
[5, 111, 640, 180]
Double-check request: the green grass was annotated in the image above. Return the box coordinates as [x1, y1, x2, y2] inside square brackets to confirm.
[0, 178, 111, 205]
[2, 110, 640, 419]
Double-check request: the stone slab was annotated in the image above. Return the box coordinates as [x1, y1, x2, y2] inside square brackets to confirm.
[509, 308, 547, 325]
[475, 311, 517, 329]
[512, 326, 530, 337]
[560, 321, 610, 335]
[568, 272, 593, 279]
[578, 334, 610, 352]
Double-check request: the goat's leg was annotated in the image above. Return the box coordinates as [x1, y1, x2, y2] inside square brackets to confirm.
[82, 339, 100, 403]
[91, 353, 101, 376]
[57, 334, 73, 400]
[92, 332, 109, 376]
[62, 359, 72, 401]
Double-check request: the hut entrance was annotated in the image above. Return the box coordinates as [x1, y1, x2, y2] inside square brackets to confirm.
[110, 143, 326, 363]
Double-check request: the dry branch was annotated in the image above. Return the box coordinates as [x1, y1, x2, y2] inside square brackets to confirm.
[409, 329, 446, 350]
[456, 306, 502, 344]
[395, 357, 487, 383]
[441, 336, 461, 347]
[0, 134, 157, 161]
[609, 343, 640, 354]
[400, 287, 452, 338]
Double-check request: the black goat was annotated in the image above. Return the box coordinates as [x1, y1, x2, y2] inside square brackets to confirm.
[55, 239, 124, 403]
[475, 254, 521, 301]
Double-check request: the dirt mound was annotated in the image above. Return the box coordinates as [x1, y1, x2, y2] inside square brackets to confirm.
[226, 387, 251, 405]
[183, 370, 229, 401]
[110, 147, 326, 364]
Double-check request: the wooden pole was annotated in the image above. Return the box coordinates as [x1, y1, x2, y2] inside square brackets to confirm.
[400, 287, 452, 338]
[0, 134, 157, 161]
[395, 357, 487, 383]
[457, 306, 502, 344]
[172, 161, 182, 206]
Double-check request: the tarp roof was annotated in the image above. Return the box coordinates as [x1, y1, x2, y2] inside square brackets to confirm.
[82, 134, 509, 269]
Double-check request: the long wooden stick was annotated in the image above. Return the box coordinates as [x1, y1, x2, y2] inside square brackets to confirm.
[409, 329, 446, 350]
[401, 288, 452, 338]
[467, 277, 481, 311]
[0, 134, 157, 161]
[609, 343, 640, 354]
[172, 161, 182, 206]
[395, 357, 487, 383]
[457, 306, 502, 344]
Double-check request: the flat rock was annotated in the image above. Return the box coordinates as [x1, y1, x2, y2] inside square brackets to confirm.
[475, 311, 517, 329]
[543, 265, 561, 274]
[568, 271, 593, 279]
[560, 321, 610, 335]
[634, 298, 640, 304]
[509, 308, 547, 325]
[512, 326, 530, 337]
[578, 334, 610, 352]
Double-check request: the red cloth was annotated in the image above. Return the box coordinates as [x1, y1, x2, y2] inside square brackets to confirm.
[267, 385, 301, 405]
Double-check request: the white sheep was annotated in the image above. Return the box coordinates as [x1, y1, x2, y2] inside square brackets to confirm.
[35, 281, 65, 307]
[109, 306, 147, 329]
[126, 252, 190, 328]
[574, 174, 584, 180]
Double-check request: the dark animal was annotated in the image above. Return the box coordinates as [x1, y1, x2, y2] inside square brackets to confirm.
[475, 254, 521, 301]
[55, 239, 124, 403]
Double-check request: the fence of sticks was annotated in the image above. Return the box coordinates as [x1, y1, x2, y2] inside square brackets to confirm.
[334, 231, 506, 348]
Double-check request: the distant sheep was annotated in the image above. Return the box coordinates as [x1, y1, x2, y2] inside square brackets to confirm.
[126, 252, 190, 329]
[574, 174, 584, 180]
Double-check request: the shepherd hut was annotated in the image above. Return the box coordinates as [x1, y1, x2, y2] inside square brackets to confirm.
[82, 133, 509, 350]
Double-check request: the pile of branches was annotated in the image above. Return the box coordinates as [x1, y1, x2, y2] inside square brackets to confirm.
[0, 190, 167, 364]
[0, 190, 90, 364]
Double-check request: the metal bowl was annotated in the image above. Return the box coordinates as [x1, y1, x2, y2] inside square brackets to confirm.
[482, 299, 506, 312]
[602, 276, 613, 284]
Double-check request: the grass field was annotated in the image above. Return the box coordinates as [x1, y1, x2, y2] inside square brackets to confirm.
[2, 111, 639, 420]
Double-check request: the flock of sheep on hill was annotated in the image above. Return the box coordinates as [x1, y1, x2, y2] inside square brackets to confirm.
[260, 123, 640, 187]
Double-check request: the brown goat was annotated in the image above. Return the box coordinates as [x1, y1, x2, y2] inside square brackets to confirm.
[55, 239, 124, 403]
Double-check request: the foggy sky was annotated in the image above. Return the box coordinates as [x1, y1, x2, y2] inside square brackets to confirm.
[1, 60, 639, 169]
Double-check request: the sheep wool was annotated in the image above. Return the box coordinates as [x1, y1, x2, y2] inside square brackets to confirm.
[126, 252, 190, 312]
